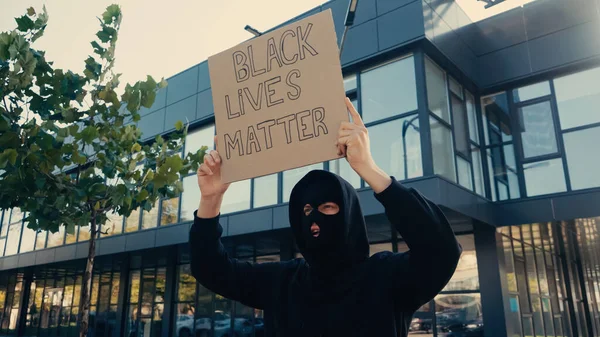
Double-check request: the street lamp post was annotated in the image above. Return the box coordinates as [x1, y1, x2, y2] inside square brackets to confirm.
[339, 0, 359, 56]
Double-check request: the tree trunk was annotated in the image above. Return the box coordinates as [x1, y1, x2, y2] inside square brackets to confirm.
[79, 212, 97, 337]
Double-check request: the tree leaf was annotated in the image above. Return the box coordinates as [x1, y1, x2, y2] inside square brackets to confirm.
[135, 189, 149, 202]
[102, 4, 121, 25]
[0, 149, 17, 168]
[131, 143, 141, 153]
[158, 79, 168, 89]
[27, 7, 36, 16]
[15, 15, 35, 32]
[80, 126, 99, 144]
[0, 32, 14, 61]
[174, 120, 184, 131]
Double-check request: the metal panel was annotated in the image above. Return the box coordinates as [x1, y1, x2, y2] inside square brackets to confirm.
[495, 198, 554, 226]
[377, 0, 416, 15]
[54, 245, 77, 262]
[341, 20, 379, 65]
[154, 223, 189, 247]
[138, 108, 166, 141]
[125, 230, 156, 252]
[552, 190, 600, 221]
[423, 0, 435, 41]
[528, 19, 600, 74]
[475, 7, 527, 55]
[17, 252, 36, 267]
[75, 242, 90, 259]
[228, 209, 272, 236]
[164, 95, 197, 132]
[196, 89, 214, 120]
[273, 205, 290, 229]
[166, 66, 199, 105]
[354, 0, 378, 25]
[140, 87, 167, 117]
[35, 249, 55, 265]
[377, 1, 425, 51]
[97, 235, 126, 255]
[321, 0, 349, 44]
[478, 42, 531, 87]
[524, 0, 597, 41]
[2, 256, 18, 270]
[197, 61, 211, 93]
[429, 0, 460, 31]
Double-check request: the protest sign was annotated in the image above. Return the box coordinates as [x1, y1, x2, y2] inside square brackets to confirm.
[208, 9, 347, 183]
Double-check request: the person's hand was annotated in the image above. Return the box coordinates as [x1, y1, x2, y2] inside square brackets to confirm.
[336, 98, 391, 193]
[197, 137, 230, 198]
[336, 97, 375, 174]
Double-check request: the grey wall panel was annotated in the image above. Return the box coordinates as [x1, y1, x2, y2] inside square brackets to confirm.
[35, 249, 55, 265]
[273, 206, 290, 229]
[138, 108, 166, 140]
[18, 252, 36, 267]
[125, 230, 156, 251]
[377, 2, 425, 51]
[423, 1, 435, 40]
[167, 66, 199, 105]
[429, 0, 461, 31]
[476, 8, 527, 55]
[75, 242, 90, 259]
[54, 245, 77, 261]
[97, 235, 126, 255]
[495, 198, 554, 226]
[165, 95, 197, 132]
[528, 20, 600, 74]
[229, 209, 272, 236]
[220, 216, 229, 237]
[197, 61, 211, 93]
[341, 20, 379, 65]
[3, 256, 18, 270]
[552, 190, 600, 221]
[440, 181, 480, 221]
[322, 0, 350, 44]
[354, 0, 378, 25]
[478, 42, 532, 87]
[524, 0, 598, 41]
[154, 224, 189, 247]
[196, 89, 214, 121]
[0, 259, 4, 270]
[378, 0, 416, 15]
[140, 87, 167, 117]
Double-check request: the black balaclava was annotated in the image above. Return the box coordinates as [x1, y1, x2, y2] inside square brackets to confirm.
[289, 170, 370, 274]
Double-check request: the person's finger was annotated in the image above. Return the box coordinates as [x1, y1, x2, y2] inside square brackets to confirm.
[208, 149, 221, 164]
[340, 121, 358, 130]
[199, 163, 213, 175]
[204, 152, 215, 167]
[345, 97, 364, 127]
[337, 129, 352, 138]
[336, 135, 351, 147]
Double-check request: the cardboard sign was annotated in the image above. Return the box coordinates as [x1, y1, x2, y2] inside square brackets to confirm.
[208, 9, 347, 183]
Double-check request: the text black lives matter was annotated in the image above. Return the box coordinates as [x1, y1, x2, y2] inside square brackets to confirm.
[221, 22, 330, 160]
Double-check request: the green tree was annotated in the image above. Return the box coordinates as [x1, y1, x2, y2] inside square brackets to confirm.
[0, 5, 205, 337]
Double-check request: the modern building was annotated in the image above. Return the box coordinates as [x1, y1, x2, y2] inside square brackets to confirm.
[2, 0, 600, 336]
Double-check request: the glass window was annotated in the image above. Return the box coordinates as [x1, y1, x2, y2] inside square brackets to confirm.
[5, 224, 22, 255]
[518, 101, 558, 158]
[452, 95, 470, 156]
[513, 81, 551, 102]
[142, 205, 159, 229]
[449, 76, 463, 99]
[369, 116, 422, 180]
[524, 159, 566, 196]
[482, 93, 512, 145]
[19, 225, 36, 253]
[466, 92, 479, 144]
[564, 126, 600, 190]
[102, 211, 123, 237]
[443, 235, 479, 291]
[46, 227, 65, 248]
[160, 197, 179, 225]
[329, 159, 361, 188]
[253, 174, 278, 208]
[425, 57, 450, 123]
[435, 294, 483, 335]
[1, 210, 9, 237]
[35, 231, 46, 250]
[0, 238, 6, 256]
[283, 163, 323, 203]
[180, 175, 200, 222]
[554, 66, 600, 130]
[360, 56, 417, 124]
[472, 147, 485, 196]
[185, 124, 215, 155]
[369, 243, 393, 257]
[343, 75, 357, 92]
[125, 209, 140, 233]
[457, 157, 473, 191]
[221, 179, 250, 214]
[431, 118, 456, 182]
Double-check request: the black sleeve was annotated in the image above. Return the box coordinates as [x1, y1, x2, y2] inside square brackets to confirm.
[188, 211, 285, 310]
[374, 178, 462, 311]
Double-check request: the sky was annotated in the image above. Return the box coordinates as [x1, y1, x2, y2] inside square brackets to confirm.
[0, 0, 536, 88]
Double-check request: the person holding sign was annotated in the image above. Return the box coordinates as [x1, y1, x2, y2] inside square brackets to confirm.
[189, 99, 462, 337]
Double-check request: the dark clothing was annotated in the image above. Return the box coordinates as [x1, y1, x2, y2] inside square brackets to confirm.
[189, 171, 461, 337]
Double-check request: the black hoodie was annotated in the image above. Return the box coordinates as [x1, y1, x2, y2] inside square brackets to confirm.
[189, 170, 461, 337]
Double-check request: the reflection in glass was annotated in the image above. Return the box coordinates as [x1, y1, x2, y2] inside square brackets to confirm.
[46, 227, 65, 248]
[457, 157, 473, 191]
[344, 75, 357, 92]
[160, 197, 179, 225]
[180, 175, 200, 222]
[5, 224, 22, 256]
[452, 95, 470, 157]
[361, 56, 417, 124]
[329, 159, 361, 188]
[142, 205, 159, 230]
[472, 147, 485, 196]
[524, 159, 566, 196]
[518, 101, 558, 158]
[185, 124, 215, 155]
[443, 235, 479, 291]
[554, 66, 600, 130]
[466, 92, 479, 144]
[482, 93, 512, 144]
[425, 58, 450, 123]
[253, 174, 278, 208]
[221, 179, 251, 214]
[103, 211, 123, 236]
[125, 209, 140, 233]
[283, 163, 323, 202]
[513, 81, 551, 102]
[431, 118, 456, 182]
[435, 294, 483, 335]
[564, 126, 600, 190]
[19, 225, 36, 253]
[369, 116, 422, 180]
[369, 243, 392, 257]
[449, 76, 463, 99]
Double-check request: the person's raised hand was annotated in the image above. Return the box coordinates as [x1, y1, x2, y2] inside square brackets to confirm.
[197, 136, 231, 199]
[336, 97, 375, 174]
